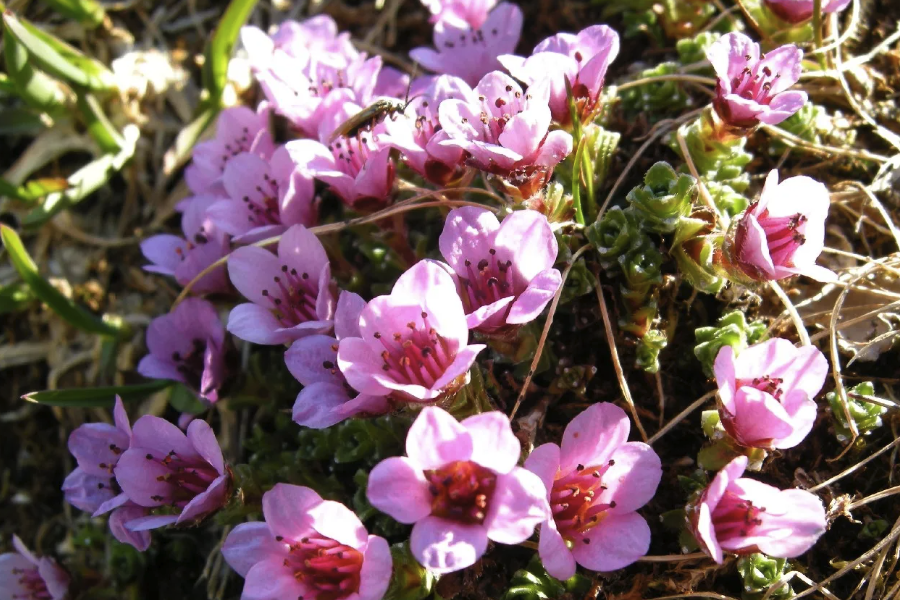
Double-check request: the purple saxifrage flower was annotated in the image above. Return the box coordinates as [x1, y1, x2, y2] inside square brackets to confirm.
[381, 75, 474, 186]
[439, 71, 573, 199]
[722, 170, 835, 283]
[707, 32, 807, 129]
[62, 396, 151, 551]
[115, 416, 231, 531]
[137, 298, 227, 404]
[438, 207, 562, 335]
[141, 195, 231, 295]
[688, 456, 826, 563]
[0, 536, 70, 600]
[714, 338, 827, 450]
[367, 407, 549, 574]
[337, 260, 486, 404]
[421, 0, 497, 28]
[764, 0, 852, 24]
[227, 224, 335, 345]
[206, 146, 318, 244]
[286, 291, 391, 429]
[410, 3, 522, 87]
[222, 483, 391, 600]
[524, 403, 661, 578]
[499, 25, 620, 124]
[185, 105, 274, 195]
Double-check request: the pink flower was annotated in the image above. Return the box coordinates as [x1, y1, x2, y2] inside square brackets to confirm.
[206, 147, 318, 244]
[137, 298, 227, 404]
[241, 17, 383, 138]
[499, 25, 620, 124]
[421, 0, 497, 28]
[286, 93, 395, 210]
[367, 407, 549, 573]
[62, 396, 151, 551]
[688, 456, 826, 563]
[764, 0, 852, 24]
[714, 338, 827, 450]
[185, 105, 274, 195]
[222, 484, 391, 600]
[439, 71, 573, 198]
[410, 3, 523, 86]
[141, 195, 231, 295]
[524, 403, 661, 578]
[115, 416, 231, 531]
[337, 261, 486, 404]
[438, 207, 561, 334]
[707, 33, 807, 128]
[723, 170, 835, 282]
[286, 291, 391, 429]
[0, 536, 70, 600]
[381, 75, 474, 186]
[226, 225, 335, 345]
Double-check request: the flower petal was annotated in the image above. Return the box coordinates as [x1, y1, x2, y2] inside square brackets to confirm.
[410, 516, 488, 574]
[484, 468, 549, 544]
[367, 457, 434, 524]
[571, 511, 651, 571]
[406, 406, 473, 470]
[222, 522, 285, 577]
[461, 411, 521, 475]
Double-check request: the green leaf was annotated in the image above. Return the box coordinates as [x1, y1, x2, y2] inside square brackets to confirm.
[41, 0, 106, 28]
[2, 19, 65, 111]
[0, 224, 120, 336]
[23, 124, 139, 226]
[0, 176, 69, 203]
[0, 107, 49, 136]
[22, 380, 175, 407]
[164, 105, 219, 177]
[76, 92, 124, 152]
[0, 280, 35, 314]
[203, 0, 260, 100]
[168, 383, 207, 415]
[2, 11, 116, 92]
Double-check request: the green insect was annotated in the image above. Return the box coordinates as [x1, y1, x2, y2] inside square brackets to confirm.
[328, 98, 411, 142]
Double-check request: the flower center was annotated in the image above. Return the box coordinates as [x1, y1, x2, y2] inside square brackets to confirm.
[280, 534, 363, 600]
[739, 374, 786, 399]
[11, 566, 52, 600]
[731, 55, 782, 103]
[372, 311, 455, 390]
[756, 207, 807, 266]
[171, 338, 208, 390]
[460, 248, 515, 310]
[474, 86, 531, 143]
[261, 266, 319, 325]
[328, 135, 376, 178]
[219, 126, 252, 168]
[711, 490, 765, 540]
[550, 461, 617, 545]
[144, 449, 220, 506]
[242, 173, 281, 227]
[425, 460, 497, 524]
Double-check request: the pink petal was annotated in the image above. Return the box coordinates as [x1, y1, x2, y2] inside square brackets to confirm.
[336, 337, 395, 397]
[461, 412, 521, 475]
[466, 297, 516, 330]
[222, 522, 285, 577]
[284, 335, 341, 386]
[728, 387, 796, 448]
[713, 345, 738, 410]
[366, 457, 434, 524]
[484, 468, 549, 544]
[438, 206, 501, 276]
[533, 129, 574, 168]
[308, 499, 368, 550]
[507, 269, 561, 325]
[596, 442, 661, 513]
[498, 107, 550, 161]
[108, 505, 151, 551]
[571, 511, 651, 571]
[242, 557, 309, 600]
[523, 443, 560, 495]
[494, 209, 558, 281]
[262, 484, 323, 542]
[559, 402, 630, 473]
[227, 246, 282, 305]
[36, 558, 70, 600]
[406, 406, 473, 470]
[358, 535, 393, 600]
[410, 516, 489, 574]
[334, 291, 366, 340]
[277, 224, 329, 283]
[430, 343, 486, 392]
[125, 515, 179, 531]
[141, 234, 186, 275]
[176, 473, 230, 524]
[292, 382, 354, 429]
[130, 415, 198, 459]
[227, 303, 291, 345]
[186, 419, 225, 474]
[538, 520, 576, 580]
[68, 422, 130, 477]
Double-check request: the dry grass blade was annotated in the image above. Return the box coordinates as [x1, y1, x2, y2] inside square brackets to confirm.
[810, 436, 900, 492]
[649, 391, 716, 445]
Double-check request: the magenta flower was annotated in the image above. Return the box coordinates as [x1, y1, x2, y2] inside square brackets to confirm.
[381, 75, 474, 186]
[185, 105, 274, 195]
[62, 396, 152, 551]
[688, 456, 826, 563]
[206, 146, 317, 244]
[723, 170, 835, 283]
[367, 407, 549, 573]
[137, 298, 227, 404]
[115, 416, 231, 531]
[286, 291, 391, 429]
[337, 261, 486, 404]
[286, 94, 395, 210]
[764, 0, 852, 24]
[141, 195, 231, 295]
[226, 225, 335, 345]
[422, 0, 497, 28]
[714, 338, 827, 450]
[438, 207, 561, 334]
[410, 3, 523, 86]
[439, 71, 573, 198]
[241, 16, 358, 73]
[0, 536, 70, 600]
[707, 33, 807, 128]
[499, 25, 620, 124]
[524, 403, 661, 578]
[222, 484, 391, 600]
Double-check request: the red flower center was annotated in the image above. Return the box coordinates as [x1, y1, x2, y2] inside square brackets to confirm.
[243, 173, 282, 227]
[260, 266, 320, 325]
[144, 449, 221, 507]
[372, 310, 456, 393]
[460, 248, 515, 310]
[711, 490, 765, 541]
[550, 461, 617, 545]
[425, 460, 497, 524]
[11, 566, 52, 600]
[281, 534, 364, 600]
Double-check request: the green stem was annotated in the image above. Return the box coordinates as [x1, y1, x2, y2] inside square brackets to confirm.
[812, 0, 826, 69]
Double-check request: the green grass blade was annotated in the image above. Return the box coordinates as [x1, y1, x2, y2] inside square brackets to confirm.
[0, 224, 120, 336]
[40, 0, 106, 29]
[22, 380, 175, 407]
[2, 20, 65, 111]
[203, 0, 260, 101]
